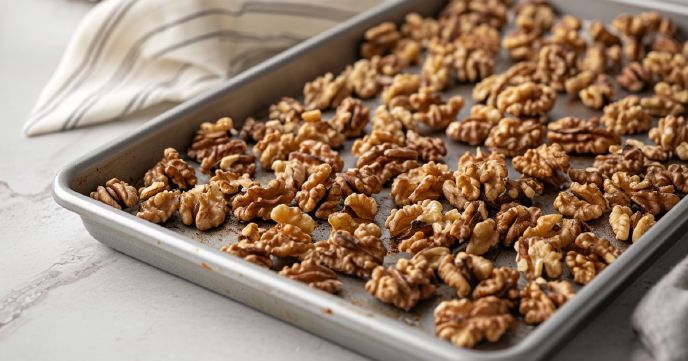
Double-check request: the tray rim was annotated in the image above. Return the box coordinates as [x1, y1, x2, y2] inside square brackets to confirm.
[52, 0, 688, 359]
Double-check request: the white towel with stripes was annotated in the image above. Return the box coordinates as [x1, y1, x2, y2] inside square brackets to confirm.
[24, 0, 383, 136]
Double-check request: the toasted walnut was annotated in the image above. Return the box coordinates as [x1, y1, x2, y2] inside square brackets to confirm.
[221, 223, 272, 269]
[602, 96, 652, 135]
[366, 256, 438, 311]
[454, 46, 494, 83]
[579, 44, 607, 74]
[239, 117, 267, 143]
[617, 62, 649, 92]
[472, 267, 520, 307]
[347, 59, 381, 99]
[360, 22, 400, 58]
[624, 139, 669, 162]
[268, 97, 304, 125]
[352, 120, 404, 157]
[609, 205, 633, 241]
[401, 12, 440, 44]
[642, 51, 687, 86]
[382, 73, 421, 106]
[303, 72, 351, 110]
[405, 130, 447, 163]
[209, 170, 255, 197]
[336, 166, 383, 197]
[519, 278, 575, 325]
[502, 27, 543, 60]
[655, 82, 688, 104]
[496, 176, 546, 206]
[395, 200, 461, 254]
[434, 297, 514, 348]
[294, 163, 333, 213]
[179, 184, 228, 231]
[446, 105, 502, 146]
[522, 213, 584, 250]
[589, 20, 621, 46]
[252, 130, 297, 170]
[385, 203, 424, 238]
[144, 148, 197, 190]
[594, 145, 648, 177]
[186, 117, 236, 162]
[138, 181, 167, 201]
[631, 211, 656, 242]
[645, 163, 688, 193]
[136, 190, 180, 224]
[515, 0, 555, 32]
[534, 44, 578, 92]
[496, 82, 556, 117]
[548, 16, 587, 53]
[547, 117, 620, 154]
[90, 178, 138, 209]
[408, 86, 443, 112]
[391, 162, 451, 206]
[356, 143, 419, 184]
[271, 204, 316, 234]
[218, 154, 256, 177]
[343, 193, 378, 221]
[496, 203, 541, 247]
[566, 232, 621, 284]
[261, 224, 313, 260]
[231, 179, 296, 221]
[290, 139, 344, 173]
[279, 259, 341, 294]
[329, 97, 369, 138]
[515, 236, 563, 279]
[314, 181, 344, 220]
[513, 144, 570, 185]
[296, 110, 346, 149]
[579, 75, 614, 110]
[414, 96, 465, 130]
[568, 168, 604, 189]
[196, 139, 250, 175]
[438, 252, 493, 298]
[649, 115, 688, 159]
[603, 171, 640, 207]
[564, 70, 596, 95]
[272, 159, 307, 190]
[630, 182, 680, 215]
[456, 152, 509, 203]
[554, 182, 607, 222]
[485, 118, 545, 156]
[312, 224, 386, 278]
[422, 47, 454, 90]
[473, 62, 538, 106]
[641, 96, 685, 117]
[466, 219, 499, 256]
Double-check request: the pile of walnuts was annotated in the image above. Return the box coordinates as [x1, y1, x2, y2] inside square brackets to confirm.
[89, 0, 688, 351]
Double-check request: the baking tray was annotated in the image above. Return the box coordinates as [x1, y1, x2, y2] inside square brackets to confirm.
[52, 0, 688, 360]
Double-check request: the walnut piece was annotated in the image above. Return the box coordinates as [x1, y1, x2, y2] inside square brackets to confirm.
[472, 267, 520, 306]
[602, 96, 652, 135]
[303, 72, 351, 110]
[594, 145, 648, 177]
[446, 104, 502, 146]
[534, 44, 578, 92]
[295, 163, 333, 213]
[221, 223, 272, 269]
[496, 82, 556, 117]
[343, 193, 378, 221]
[631, 211, 656, 243]
[566, 232, 621, 285]
[209, 170, 255, 197]
[279, 259, 342, 294]
[554, 182, 607, 222]
[485, 117, 545, 156]
[522, 213, 584, 250]
[231, 179, 296, 221]
[335, 166, 383, 197]
[290, 139, 344, 173]
[382, 73, 421, 106]
[179, 184, 228, 231]
[434, 297, 514, 348]
[360, 22, 400, 59]
[438, 252, 493, 298]
[513, 143, 570, 185]
[312, 224, 386, 278]
[617, 62, 649, 92]
[547, 117, 620, 154]
[366, 256, 438, 311]
[144, 148, 197, 190]
[90, 178, 138, 210]
[413, 96, 465, 130]
[239, 117, 267, 143]
[568, 168, 605, 189]
[515, 236, 563, 279]
[649, 115, 688, 160]
[356, 143, 419, 184]
[330, 97, 369, 138]
[519, 277, 575, 325]
[496, 203, 541, 247]
[466, 219, 499, 256]
[641, 96, 685, 117]
[406, 130, 447, 163]
[391, 162, 451, 206]
[260, 207, 314, 260]
[136, 190, 180, 224]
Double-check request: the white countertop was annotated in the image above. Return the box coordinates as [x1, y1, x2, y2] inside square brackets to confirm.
[1, 1, 685, 360]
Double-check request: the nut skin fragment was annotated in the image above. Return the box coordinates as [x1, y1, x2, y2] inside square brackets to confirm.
[547, 117, 620, 155]
[519, 278, 575, 325]
[136, 190, 180, 224]
[144, 148, 197, 190]
[554, 182, 607, 222]
[279, 259, 342, 294]
[365, 256, 438, 311]
[485, 118, 545, 156]
[496, 82, 556, 117]
[602, 96, 652, 135]
[438, 252, 494, 298]
[90, 178, 138, 210]
[231, 179, 296, 222]
[434, 297, 514, 349]
[220, 223, 272, 269]
[179, 184, 229, 231]
[513, 143, 570, 185]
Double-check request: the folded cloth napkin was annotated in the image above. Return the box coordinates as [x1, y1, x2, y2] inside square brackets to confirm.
[24, 0, 384, 136]
[632, 255, 688, 361]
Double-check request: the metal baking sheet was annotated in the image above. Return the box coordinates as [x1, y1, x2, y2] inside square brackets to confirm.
[53, 0, 688, 360]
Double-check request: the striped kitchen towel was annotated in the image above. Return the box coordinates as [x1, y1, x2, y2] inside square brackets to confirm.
[24, 0, 384, 136]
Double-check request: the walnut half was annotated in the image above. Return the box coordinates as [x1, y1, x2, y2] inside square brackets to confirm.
[434, 297, 514, 348]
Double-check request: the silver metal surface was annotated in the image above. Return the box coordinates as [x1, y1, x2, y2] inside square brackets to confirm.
[53, 0, 688, 360]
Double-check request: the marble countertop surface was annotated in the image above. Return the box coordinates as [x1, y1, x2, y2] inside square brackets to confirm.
[1, 1, 686, 360]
